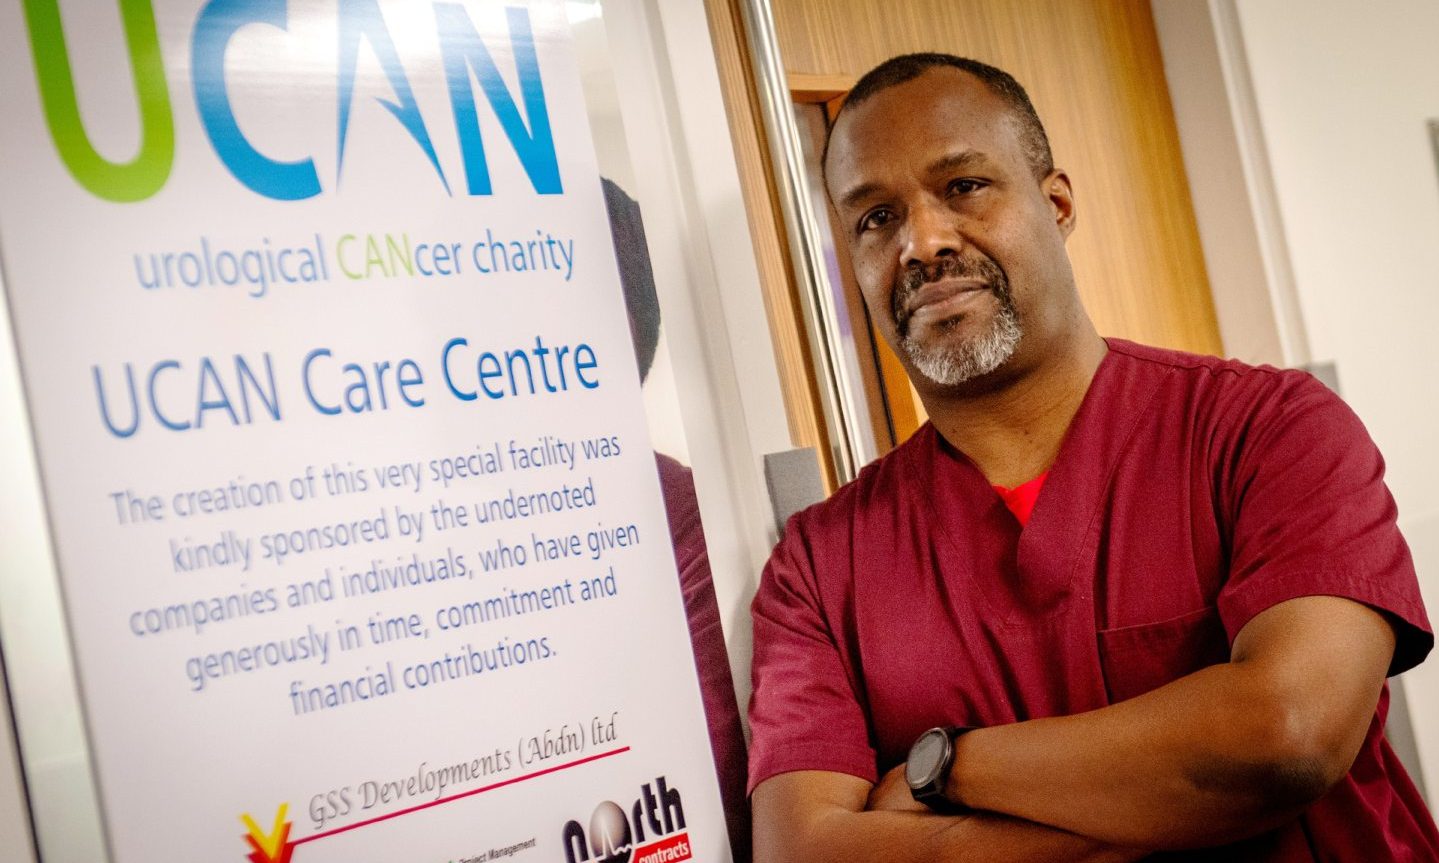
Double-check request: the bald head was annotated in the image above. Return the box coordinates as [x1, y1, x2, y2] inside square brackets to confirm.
[824, 53, 1053, 183]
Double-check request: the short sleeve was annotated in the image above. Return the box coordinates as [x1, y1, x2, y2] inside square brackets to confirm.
[1217, 374, 1433, 675]
[747, 518, 877, 794]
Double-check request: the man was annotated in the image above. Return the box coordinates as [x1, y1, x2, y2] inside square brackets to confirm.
[747, 54, 1437, 861]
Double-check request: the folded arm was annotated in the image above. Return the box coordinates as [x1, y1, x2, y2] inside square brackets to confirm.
[941, 595, 1395, 849]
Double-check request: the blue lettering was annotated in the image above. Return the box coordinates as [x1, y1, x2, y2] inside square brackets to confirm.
[336, 0, 449, 192]
[302, 348, 342, 415]
[342, 362, 373, 412]
[435, 4, 562, 195]
[93, 364, 141, 438]
[193, 0, 321, 200]
[147, 359, 191, 431]
[234, 353, 281, 421]
[396, 358, 424, 406]
[195, 357, 240, 427]
[441, 337, 475, 401]
[476, 352, 504, 398]
[574, 344, 599, 389]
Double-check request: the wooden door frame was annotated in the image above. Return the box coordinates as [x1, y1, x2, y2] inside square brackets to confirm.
[791, 74, 928, 450]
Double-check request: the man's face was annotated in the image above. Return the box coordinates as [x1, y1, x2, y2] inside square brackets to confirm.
[824, 68, 1076, 391]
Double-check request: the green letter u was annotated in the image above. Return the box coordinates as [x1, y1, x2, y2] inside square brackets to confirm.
[23, 0, 174, 202]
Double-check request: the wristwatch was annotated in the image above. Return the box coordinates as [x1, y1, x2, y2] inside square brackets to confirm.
[905, 725, 973, 811]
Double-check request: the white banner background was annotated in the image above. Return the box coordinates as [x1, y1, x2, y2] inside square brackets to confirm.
[0, 2, 728, 861]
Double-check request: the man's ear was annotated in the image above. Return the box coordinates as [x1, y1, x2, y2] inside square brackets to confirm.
[1044, 170, 1076, 239]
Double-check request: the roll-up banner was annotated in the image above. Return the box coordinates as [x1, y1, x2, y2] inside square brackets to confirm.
[0, 2, 729, 861]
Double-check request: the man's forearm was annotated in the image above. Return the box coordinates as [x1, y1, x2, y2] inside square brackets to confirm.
[945, 601, 1389, 852]
[948, 663, 1295, 847]
[759, 807, 1142, 863]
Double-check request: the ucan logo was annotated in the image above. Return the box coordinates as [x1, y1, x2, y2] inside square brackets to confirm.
[562, 776, 693, 863]
[22, 0, 562, 202]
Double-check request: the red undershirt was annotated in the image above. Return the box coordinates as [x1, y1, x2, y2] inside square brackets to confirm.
[992, 472, 1048, 527]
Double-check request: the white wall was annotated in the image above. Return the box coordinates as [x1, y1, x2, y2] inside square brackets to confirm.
[1228, 0, 1439, 791]
[1150, 0, 1307, 368]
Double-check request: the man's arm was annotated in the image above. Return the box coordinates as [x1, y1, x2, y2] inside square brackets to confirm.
[937, 595, 1395, 849]
[753, 769, 1145, 863]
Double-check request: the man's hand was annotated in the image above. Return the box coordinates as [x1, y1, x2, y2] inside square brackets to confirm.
[866, 763, 929, 813]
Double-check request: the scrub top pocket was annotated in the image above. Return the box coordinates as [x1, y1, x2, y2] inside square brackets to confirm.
[1096, 605, 1230, 704]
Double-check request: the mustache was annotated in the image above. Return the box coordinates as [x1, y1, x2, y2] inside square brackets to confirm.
[893, 255, 1010, 332]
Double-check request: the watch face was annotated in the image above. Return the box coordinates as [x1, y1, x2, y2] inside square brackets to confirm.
[906, 729, 947, 787]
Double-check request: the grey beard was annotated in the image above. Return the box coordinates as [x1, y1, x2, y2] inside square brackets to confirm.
[901, 299, 1022, 386]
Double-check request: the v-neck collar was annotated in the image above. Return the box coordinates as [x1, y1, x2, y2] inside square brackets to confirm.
[908, 340, 1167, 626]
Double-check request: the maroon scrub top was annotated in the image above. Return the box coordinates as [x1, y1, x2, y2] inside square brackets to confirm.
[749, 339, 1437, 861]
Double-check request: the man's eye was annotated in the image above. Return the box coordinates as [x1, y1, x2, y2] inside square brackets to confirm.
[859, 209, 894, 233]
[947, 179, 983, 195]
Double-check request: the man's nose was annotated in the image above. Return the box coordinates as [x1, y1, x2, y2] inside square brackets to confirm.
[901, 197, 961, 268]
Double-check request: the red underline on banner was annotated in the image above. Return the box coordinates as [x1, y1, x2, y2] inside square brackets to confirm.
[292, 745, 632, 846]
